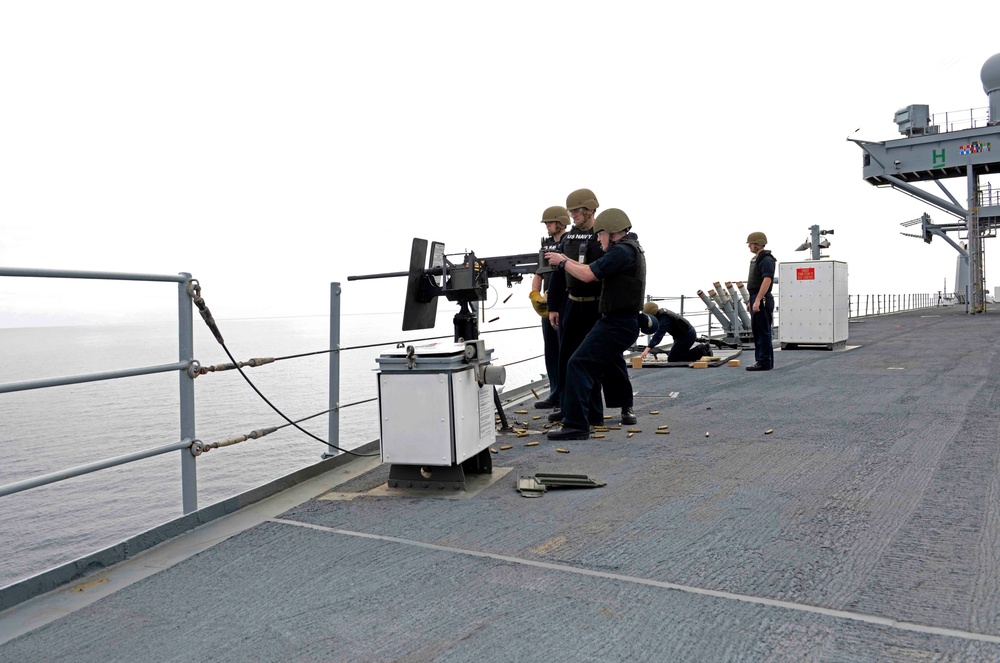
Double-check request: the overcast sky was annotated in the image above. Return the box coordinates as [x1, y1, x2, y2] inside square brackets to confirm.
[2, 2, 998, 327]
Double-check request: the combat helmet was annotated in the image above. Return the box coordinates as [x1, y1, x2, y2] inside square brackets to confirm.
[566, 188, 599, 211]
[594, 208, 632, 234]
[746, 231, 768, 245]
[541, 205, 570, 228]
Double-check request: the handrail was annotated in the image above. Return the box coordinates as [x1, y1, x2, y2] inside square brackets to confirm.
[647, 291, 942, 337]
[0, 361, 194, 394]
[0, 268, 200, 513]
[0, 440, 194, 498]
[0, 267, 188, 282]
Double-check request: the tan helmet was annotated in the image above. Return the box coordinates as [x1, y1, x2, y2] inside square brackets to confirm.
[566, 188, 599, 211]
[643, 301, 659, 315]
[746, 231, 767, 245]
[541, 205, 570, 228]
[594, 208, 631, 234]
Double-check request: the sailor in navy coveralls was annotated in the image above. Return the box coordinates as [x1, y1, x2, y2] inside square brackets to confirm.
[543, 208, 646, 441]
[745, 231, 776, 371]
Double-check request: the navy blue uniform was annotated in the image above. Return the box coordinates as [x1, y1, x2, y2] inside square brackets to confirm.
[646, 308, 708, 362]
[538, 235, 563, 405]
[560, 236, 644, 431]
[552, 228, 605, 421]
[747, 250, 776, 369]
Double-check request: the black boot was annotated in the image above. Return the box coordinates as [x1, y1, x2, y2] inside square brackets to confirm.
[547, 426, 589, 441]
[547, 409, 563, 422]
[621, 407, 637, 425]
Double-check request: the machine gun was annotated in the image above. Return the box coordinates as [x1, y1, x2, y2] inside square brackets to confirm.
[347, 238, 545, 490]
[349, 238, 544, 342]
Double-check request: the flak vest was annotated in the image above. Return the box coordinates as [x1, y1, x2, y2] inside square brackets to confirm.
[747, 250, 776, 295]
[655, 308, 694, 336]
[599, 237, 646, 315]
[562, 230, 603, 299]
[539, 235, 560, 290]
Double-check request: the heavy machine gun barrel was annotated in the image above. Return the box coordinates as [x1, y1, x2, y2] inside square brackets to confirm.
[347, 253, 541, 283]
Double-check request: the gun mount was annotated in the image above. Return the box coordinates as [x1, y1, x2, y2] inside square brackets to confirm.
[347, 238, 542, 491]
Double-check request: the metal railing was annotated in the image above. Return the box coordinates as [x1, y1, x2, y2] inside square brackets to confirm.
[0, 268, 201, 512]
[979, 182, 1000, 209]
[0, 274, 367, 517]
[644, 293, 735, 338]
[849, 293, 935, 317]
[646, 291, 941, 340]
[931, 106, 991, 133]
[0, 275, 544, 524]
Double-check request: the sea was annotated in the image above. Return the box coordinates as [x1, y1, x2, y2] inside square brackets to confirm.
[0, 304, 555, 589]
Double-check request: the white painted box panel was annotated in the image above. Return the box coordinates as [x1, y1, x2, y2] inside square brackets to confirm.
[778, 261, 849, 346]
[450, 369, 495, 464]
[378, 371, 455, 465]
[376, 341, 496, 466]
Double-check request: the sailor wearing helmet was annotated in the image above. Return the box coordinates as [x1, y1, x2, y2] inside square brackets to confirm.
[543, 208, 646, 441]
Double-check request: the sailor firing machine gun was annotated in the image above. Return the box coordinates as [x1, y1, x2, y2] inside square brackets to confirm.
[348, 238, 544, 490]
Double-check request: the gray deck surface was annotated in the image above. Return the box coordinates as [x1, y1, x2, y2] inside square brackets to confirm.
[4, 306, 1000, 662]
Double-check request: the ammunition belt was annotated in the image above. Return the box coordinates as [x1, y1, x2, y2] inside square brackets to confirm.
[567, 295, 598, 302]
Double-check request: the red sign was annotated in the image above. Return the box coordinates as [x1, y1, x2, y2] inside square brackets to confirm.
[796, 268, 815, 280]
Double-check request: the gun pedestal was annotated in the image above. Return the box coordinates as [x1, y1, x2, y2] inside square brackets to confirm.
[350, 238, 538, 490]
[376, 340, 502, 491]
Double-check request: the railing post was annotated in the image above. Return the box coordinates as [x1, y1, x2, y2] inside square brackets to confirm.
[679, 294, 684, 317]
[325, 282, 342, 459]
[178, 274, 197, 513]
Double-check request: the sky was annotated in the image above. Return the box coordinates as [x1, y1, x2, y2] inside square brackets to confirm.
[2, 1, 999, 327]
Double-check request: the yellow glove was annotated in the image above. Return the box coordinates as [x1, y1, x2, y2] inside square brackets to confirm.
[529, 290, 548, 317]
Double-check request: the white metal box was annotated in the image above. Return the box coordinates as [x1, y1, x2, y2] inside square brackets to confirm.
[777, 261, 849, 348]
[376, 342, 495, 466]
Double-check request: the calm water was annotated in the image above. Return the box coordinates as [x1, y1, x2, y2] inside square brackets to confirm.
[0, 306, 548, 588]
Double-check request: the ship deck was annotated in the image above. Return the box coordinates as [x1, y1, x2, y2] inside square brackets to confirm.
[4, 305, 1000, 661]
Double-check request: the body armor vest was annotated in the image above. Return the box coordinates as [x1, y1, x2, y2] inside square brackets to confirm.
[656, 308, 694, 336]
[599, 237, 646, 315]
[562, 230, 603, 298]
[747, 250, 775, 294]
[539, 235, 560, 289]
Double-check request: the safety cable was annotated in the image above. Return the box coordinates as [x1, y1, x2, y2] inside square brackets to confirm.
[201, 324, 542, 374]
[188, 279, 541, 455]
[188, 280, 379, 457]
[338, 323, 537, 353]
[498, 353, 544, 368]
[198, 323, 542, 374]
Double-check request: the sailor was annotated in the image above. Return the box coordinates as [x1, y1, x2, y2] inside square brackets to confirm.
[544, 208, 646, 441]
[638, 303, 712, 362]
[528, 206, 569, 409]
[745, 231, 776, 371]
[544, 188, 633, 426]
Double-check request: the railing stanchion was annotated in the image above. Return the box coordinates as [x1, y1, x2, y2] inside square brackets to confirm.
[178, 273, 198, 514]
[325, 282, 342, 459]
